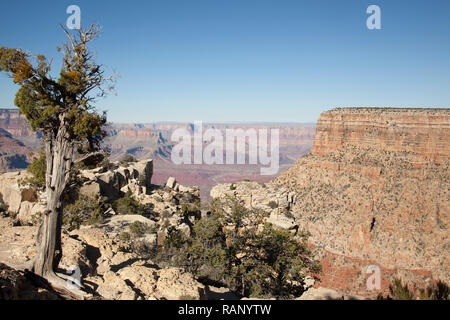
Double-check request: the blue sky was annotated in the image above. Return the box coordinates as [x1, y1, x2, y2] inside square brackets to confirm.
[0, 0, 449, 123]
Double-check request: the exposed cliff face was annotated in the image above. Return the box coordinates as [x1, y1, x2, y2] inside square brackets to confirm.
[0, 109, 35, 138]
[278, 108, 450, 295]
[311, 108, 450, 163]
[212, 108, 450, 297]
[0, 129, 33, 172]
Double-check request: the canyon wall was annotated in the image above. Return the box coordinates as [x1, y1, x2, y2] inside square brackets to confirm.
[311, 108, 449, 163]
[278, 108, 450, 296]
[212, 107, 449, 297]
[0, 109, 34, 137]
[0, 129, 33, 172]
[0, 108, 315, 198]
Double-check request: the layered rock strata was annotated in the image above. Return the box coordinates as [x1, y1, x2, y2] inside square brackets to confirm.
[211, 108, 450, 297]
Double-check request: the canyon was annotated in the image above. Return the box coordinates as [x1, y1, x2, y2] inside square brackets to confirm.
[1, 107, 448, 298]
[0, 108, 315, 199]
[211, 107, 450, 297]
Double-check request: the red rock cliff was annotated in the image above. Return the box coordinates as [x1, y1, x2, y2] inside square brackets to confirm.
[311, 108, 450, 163]
[274, 107, 450, 297]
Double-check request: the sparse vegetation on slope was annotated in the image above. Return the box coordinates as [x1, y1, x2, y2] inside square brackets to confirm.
[112, 191, 147, 216]
[146, 197, 320, 299]
[378, 278, 449, 300]
[24, 148, 46, 190]
[63, 195, 107, 231]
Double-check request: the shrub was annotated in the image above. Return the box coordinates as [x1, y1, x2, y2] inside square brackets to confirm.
[420, 280, 449, 300]
[139, 197, 320, 299]
[164, 226, 186, 249]
[119, 154, 137, 166]
[75, 152, 106, 170]
[99, 159, 116, 172]
[63, 195, 105, 231]
[0, 193, 9, 216]
[180, 198, 319, 298]
[112, 191, 146, 215]
[25, 148, 46, 189]
[229, 183, 236, 191]
[268, 200, 278, 209]
[180, 202, 200, 218]
[118, 231, 131, 242]
[0, 193, 8, 212]
[129, 221, 155, 238]
[380, 278, 449, 300]
[184, 211, 230, 284]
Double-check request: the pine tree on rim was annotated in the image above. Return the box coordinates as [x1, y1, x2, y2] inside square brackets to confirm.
[0, 23, 116, 296]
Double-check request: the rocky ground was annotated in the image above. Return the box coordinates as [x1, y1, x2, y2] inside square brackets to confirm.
[0, 157, 357, 300]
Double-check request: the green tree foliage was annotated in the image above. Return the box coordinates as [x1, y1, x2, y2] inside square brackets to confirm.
[112, 191, 146, 215]
[267, 200, 278, 209]
[379, 278, 449, 300]
[119, 154, 137, 166]
[26, 148, 46, 189]
[0, 25, 116, 279]
[157, 197, 320, 299]
[0, 193, 9, 214]
[63, 195, 106, 231]
[129, 221, 155, 238]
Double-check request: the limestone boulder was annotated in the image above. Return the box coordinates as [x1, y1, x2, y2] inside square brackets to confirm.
[0, 171, 36, 214]
[166, 177, 176, 189]
[96, 271, 137, 300]
[79, 181, 101, 197]
[129, 160, 153, 188]
[117, 265, 158, 298]
[101, 215, 157, 238]
[60, 235, 91, 276]
[266, 212, 297, 230]
[297, 287, 367, 300]
[155, 267, 206, 300]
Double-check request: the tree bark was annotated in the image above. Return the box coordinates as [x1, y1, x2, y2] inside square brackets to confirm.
[33, 120, 73, 278]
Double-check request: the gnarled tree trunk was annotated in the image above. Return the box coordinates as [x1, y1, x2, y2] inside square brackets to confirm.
[34, 119, 73, 278]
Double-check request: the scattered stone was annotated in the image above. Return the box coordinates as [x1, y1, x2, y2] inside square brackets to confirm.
[166, 177, 176, 189]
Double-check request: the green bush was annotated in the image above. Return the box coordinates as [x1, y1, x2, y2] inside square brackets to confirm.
[63, 195, 105, 231]
[119, 154, 137, 166]
[112, 191, 146, 215]
[26, 148, 46, 189]
[129, 221, 155, 238]
[165, 226, 186, 249]
[0, 193, 9, 215]
[118, 231, 131, 242]
[152, 197, 320, 299]
[380, 278, 449, 300]
[98, 159, 116, 172]
[180, 202, 200, 218]
[267, 200, 278, 209]
[229, 183, 236, 191]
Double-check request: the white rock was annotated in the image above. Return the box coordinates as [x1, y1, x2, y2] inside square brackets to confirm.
[166, 177, 177, 189]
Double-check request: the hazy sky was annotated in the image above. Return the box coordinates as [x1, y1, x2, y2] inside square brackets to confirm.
[0, 0, 449, 123]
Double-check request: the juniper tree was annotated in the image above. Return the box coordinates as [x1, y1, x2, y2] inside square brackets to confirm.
[0, 24, 114, 291]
